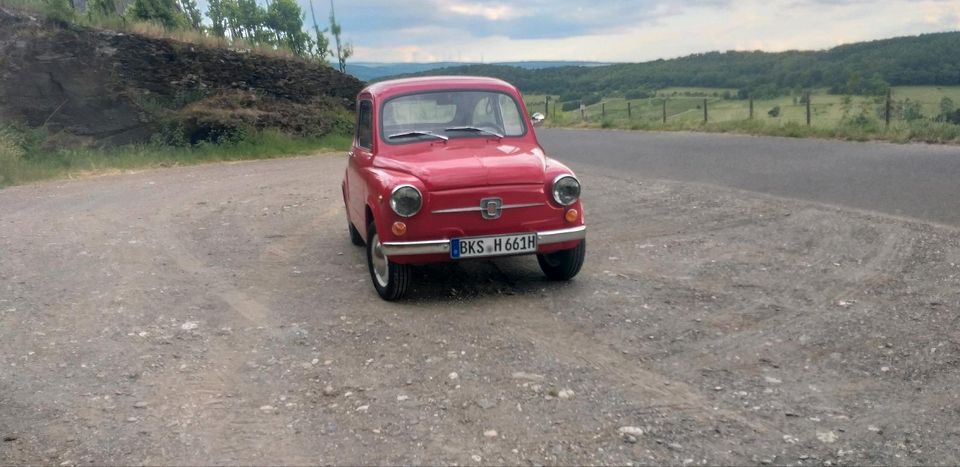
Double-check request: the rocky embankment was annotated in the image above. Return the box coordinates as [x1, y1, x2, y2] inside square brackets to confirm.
[0, 7, 364, 146]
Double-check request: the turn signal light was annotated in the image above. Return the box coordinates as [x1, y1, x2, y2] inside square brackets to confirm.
[564, 208, 579, 223]
[391, 221, 407, 236]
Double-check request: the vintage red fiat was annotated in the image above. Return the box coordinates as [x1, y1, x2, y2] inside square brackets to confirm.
[342, 76, 586, 300]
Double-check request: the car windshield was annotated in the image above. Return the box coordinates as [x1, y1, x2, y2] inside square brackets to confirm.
[382, 90, 526, 143]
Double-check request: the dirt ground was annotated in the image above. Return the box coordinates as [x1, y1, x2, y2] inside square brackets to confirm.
[1, 154, 958, 465]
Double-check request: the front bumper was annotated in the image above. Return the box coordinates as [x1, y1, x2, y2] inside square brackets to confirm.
[381, 225, 586, 257]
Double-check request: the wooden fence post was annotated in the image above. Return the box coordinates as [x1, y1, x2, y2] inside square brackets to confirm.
[580, 100, 584, 121]
[749, 97, 754, 120]
[703, 98, 708, 123]
[544, 96, 549, 117]
[662, 99, 667, 125]
[601, 102, 606, 120]
[806, 92, 811, 126]
[627, 102, 632, 119]
[885, 89, 892, 128]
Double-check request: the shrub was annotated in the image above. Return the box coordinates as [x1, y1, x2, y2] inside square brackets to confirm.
[0, 127, 26, 164]
[41, 0, 75, 22]
[768, 106, 781, 118]
[581, 94, 602, 107]
[624, 88, 653, 100]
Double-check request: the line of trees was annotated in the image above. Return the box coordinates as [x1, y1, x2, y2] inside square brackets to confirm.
[53, 0, 351, 64]
[397, 32, 960, 100]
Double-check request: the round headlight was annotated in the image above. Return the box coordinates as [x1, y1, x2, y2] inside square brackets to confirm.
[390, 185, 422, 217]
[552, 175, 581, 206]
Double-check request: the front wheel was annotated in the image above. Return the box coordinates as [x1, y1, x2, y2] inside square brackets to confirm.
[366, 222, 411, 300]
[537, 240, 586, 281]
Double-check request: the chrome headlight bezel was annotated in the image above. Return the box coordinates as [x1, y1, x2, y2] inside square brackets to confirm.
[552, 174, 581, 206]
[390, 184, 422, 217]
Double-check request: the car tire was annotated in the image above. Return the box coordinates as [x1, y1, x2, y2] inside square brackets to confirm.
[366, 221, 410, 300]
[348, 221, 364, 246]
[537, 239, 586, 281]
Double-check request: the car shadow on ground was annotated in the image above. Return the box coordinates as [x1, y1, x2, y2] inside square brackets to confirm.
[397, 256, 580, 302]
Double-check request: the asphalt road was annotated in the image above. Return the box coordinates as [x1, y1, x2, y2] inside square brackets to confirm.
[539, 129, 960, 226]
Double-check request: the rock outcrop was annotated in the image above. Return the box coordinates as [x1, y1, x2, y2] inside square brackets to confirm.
[0, 7, 364, 146]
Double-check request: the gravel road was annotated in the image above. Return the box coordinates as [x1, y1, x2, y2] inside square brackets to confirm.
[1, 150, 959, 465]
[540, 129, 960, 226]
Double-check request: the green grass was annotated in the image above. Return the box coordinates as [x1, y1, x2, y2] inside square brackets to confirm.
[525, 86, 960, 144]
[0, 130, 351, 188]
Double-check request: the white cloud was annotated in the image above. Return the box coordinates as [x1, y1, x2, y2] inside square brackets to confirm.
[318, 0, 960, 62]
[443, 2, 521, 21]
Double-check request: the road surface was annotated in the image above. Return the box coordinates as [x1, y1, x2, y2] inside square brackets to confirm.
[540, 128, 960, 226]
[1, 146, 959, 464]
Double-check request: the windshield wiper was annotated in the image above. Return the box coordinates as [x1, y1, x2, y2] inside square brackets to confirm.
[444, 126, 504, 139]
[386, 130, 448, 141]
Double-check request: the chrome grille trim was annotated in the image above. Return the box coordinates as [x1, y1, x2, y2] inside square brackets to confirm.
[431, 202, 544, 214]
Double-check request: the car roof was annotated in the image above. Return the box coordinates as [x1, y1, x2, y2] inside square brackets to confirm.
[361, 76, 518, 100]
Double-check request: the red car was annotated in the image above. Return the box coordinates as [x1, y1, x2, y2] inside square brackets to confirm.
[342, 76, 586, 300]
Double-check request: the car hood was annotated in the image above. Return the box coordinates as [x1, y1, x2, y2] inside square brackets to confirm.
[375, 141, 547, 191]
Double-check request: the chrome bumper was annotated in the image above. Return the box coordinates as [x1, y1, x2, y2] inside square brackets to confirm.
[381, 225, 586, 257]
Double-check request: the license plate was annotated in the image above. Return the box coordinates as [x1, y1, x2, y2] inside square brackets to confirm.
[451, 233, 537, 259]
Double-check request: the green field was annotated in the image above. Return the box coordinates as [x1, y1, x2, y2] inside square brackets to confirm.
[524, 86, 960, 143]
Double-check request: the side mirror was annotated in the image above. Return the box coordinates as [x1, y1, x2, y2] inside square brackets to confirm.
[531, 112, 545, 127]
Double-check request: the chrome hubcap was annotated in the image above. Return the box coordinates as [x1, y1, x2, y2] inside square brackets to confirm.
[371, 233, 389, 287]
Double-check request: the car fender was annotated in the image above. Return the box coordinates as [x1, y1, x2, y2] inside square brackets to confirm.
[363, 167, 427, 241]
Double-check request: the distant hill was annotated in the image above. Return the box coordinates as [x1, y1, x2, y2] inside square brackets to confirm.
[346, 61, 609, 82]
[385, 32, 960, 98]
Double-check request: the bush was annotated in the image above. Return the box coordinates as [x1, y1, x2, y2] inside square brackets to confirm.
[943, 109, 960, 125]
[581, 94, 602, 107]
[624, 88, 653, 100]
[768, 106, 781, 117]
[41, 0, 76, 22]
[0, 127, 27, 164]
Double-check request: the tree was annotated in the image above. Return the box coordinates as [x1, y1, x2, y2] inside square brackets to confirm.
[266, 0, 309, 56]
[329, 0, 352, 73]
[236, 0, 262, 40]
[178, 0, 202, 30]
[307, 0, 330, 62]
[220, 0, 244, 39]
[87, 0, 117, 18]
[206, 0, 227, 37]
[128, 0, 182, 29]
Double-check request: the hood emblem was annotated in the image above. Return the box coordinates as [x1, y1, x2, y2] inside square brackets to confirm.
[480, 198, 502, 220]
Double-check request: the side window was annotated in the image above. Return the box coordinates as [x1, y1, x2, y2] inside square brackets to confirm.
[356, 100, 373, 149]
[499, 94, 524, 135]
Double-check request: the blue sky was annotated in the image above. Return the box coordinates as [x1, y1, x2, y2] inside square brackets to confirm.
[303, 0, 959, 62]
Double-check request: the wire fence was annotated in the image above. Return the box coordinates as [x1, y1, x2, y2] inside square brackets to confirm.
[526, 89, 960, 130]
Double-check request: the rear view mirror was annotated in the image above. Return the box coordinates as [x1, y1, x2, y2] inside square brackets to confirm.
[531, 112, 545, 127]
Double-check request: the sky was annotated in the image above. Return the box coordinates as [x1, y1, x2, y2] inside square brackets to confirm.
[298, 0, 960, 63]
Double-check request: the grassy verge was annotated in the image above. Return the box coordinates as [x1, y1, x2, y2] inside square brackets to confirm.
[0, 130, 351, 188]
[544, 115, 960, 144]
[528, 86, 960, 144]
